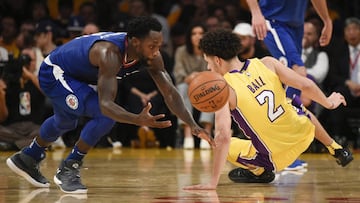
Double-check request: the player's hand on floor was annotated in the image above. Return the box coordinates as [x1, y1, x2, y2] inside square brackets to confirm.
[138, 102, 172, 128]
[191, 126, 216, 148]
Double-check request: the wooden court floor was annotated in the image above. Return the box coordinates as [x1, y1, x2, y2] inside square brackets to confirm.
[0, 148, 359, 203]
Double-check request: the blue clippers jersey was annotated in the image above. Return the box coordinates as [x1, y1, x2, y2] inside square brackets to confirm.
[48, 32, 127, 84]
[260, 0, 309, 27]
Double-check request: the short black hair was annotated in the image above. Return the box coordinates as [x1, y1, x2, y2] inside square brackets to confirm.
[127, 16, 162, 39]
[199, 29, 241, 60]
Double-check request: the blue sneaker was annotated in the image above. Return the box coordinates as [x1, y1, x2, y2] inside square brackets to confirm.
[298, 159, 308, 167]
[284, 159, 305, 171]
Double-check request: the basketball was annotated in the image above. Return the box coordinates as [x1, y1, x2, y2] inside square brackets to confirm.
[188, 71, 229, 112]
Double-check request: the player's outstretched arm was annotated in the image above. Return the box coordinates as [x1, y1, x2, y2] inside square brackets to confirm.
[89, 41, 171, 128]
[184, 103, 232, 190]
[147, 53, 215, 146]
[262, 57, 346, 109]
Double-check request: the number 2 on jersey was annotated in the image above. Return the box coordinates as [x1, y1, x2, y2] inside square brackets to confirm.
[255, 90, 284, 122]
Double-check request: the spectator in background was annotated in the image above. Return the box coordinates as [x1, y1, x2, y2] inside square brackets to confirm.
[0, 16, 20, 59]
[205, 15, 220, 31]
[170, 22, 187, 57]
[66, 18, 84, 40]
[30, 1, 50, 23]
[302, 19, 329, 88]
[17, 30, 44, 77]
[54, 0, 76, 30]
[0, 0, 30, 25]
[219, 19, 233, 30]
[53, 0, 84, 41]
[34, 20, 58, 57]
[323, 17, 360, 146]
[15, 20, 36, 51]
[173, 23, 213, 149]
[301, 19, 329, 114]
[78, 1, 98, 25]
[233, 22, 270, 61]
[81, 23, 100, 35]
[0, 48, 46, 151]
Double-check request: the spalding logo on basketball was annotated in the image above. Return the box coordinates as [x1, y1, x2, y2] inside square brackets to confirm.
[188, 71, 229, 112]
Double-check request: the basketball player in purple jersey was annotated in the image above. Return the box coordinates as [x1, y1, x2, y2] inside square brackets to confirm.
[6, 16, 214, 194]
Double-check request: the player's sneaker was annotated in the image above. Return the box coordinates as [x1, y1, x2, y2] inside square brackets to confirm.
[54, 159, 88, 194]
[298, 159, 308, 167]
[333, 148, 353, 167]
[228, 168, 275, 183]
[284, 159, 305, 171]
[6, 151, 50, 187]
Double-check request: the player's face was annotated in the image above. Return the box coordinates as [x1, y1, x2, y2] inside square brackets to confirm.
[138, 31, 163, 60]
[204, 54, 221, 73]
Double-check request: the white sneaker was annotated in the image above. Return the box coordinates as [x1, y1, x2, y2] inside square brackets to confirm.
[183, 137, 194, 149]
[107, 137, 122, 148]
[112, 141, 122, 148]
[200, 139, 211, 149]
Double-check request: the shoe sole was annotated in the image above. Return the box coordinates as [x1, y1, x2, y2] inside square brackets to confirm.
[229, 176, 274, 183]
[6, 158, 50, 188]
[338, 156, 354, 167]
[283, 165, 304, 171]
[228, 169, 275, 183]
[53, 175, 88, 194]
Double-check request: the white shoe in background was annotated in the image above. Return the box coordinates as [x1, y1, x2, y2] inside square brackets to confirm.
[183, 137, 194, 149]
[52, 137, 66, 149]
[112, 141, 122, 148]
[200, 139, 211, 149]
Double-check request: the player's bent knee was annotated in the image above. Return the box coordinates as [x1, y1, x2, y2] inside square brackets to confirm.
[40, 116, 78, 142]
[80, 117, 115, 146]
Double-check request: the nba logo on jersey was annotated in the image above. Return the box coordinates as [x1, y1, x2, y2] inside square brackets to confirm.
[66, 94, 79, 110]
[19, 92, 31, 115]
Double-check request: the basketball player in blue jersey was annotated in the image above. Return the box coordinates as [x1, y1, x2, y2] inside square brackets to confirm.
[183, 30, 353, 190]
[6, 16, 214, 194]
[246, 0, 333, 170]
